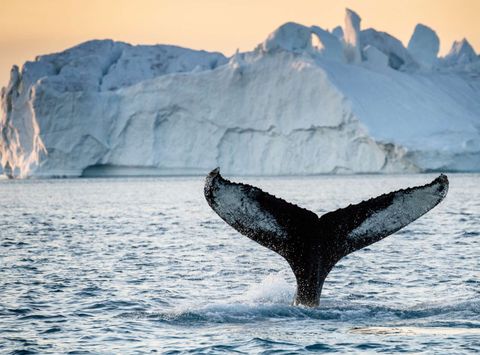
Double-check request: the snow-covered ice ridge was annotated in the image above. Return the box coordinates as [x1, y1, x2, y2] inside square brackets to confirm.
[1, 9, 479, 178]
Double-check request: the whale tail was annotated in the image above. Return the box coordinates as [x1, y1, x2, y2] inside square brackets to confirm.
[204, 168, 448, 307]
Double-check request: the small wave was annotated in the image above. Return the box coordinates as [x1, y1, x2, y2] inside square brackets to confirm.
[164, 338, 301, 355]
[402, 298, 480, 318]
[18, 314, 66, 321]
[117, 304, 309, 324]
[40, 327, 62, 334]
[351, 326, 480, 336]
[117, 273, 480, 325]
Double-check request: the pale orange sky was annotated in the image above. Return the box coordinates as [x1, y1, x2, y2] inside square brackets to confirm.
[0, 0, 479, 86]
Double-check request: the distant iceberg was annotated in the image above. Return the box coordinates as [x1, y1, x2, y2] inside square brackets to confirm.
[1, 9, 479, 177]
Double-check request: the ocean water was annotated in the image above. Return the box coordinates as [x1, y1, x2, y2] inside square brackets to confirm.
[0, 174, 478, 354]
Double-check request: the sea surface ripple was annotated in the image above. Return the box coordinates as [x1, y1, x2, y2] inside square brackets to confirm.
[0, 174, 479, 354]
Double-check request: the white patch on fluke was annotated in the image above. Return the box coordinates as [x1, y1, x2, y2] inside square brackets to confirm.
[348, 180, 447, 240]
[212, 178, 288, 239]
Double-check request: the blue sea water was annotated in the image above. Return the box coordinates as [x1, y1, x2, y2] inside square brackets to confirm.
[0, 174, 479, 354]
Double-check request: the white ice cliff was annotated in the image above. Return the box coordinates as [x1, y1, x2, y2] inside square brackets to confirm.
[1, 9, 479, 177]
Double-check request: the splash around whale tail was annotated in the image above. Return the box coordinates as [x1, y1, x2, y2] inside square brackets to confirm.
[204, 168, 449, 307]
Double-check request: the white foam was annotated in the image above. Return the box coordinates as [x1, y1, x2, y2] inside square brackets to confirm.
[238, 273, 295, 305]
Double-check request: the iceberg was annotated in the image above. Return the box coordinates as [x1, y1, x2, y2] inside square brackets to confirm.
[1, 9, 479, 178]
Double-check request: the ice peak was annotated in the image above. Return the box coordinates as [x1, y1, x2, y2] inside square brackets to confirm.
[407, 23, 439, 68]
[360, 29, 416, 70]
[310, 26, 345, 62]
[441, 38, 478, 68]
[446, 38, 477, 63]
[344, 8, 362, 63]
[261, 22, 313, 54]
[345, 8, 361, 26]
[332, 26, 344, 41]
[8, 65, 20, 86]
[228, 49, 246, 71]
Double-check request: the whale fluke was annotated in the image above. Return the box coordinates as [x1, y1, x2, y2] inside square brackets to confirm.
[204, 168, 448, 307]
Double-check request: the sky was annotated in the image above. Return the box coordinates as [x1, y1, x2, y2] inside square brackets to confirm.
[0, 0, 479, 86]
